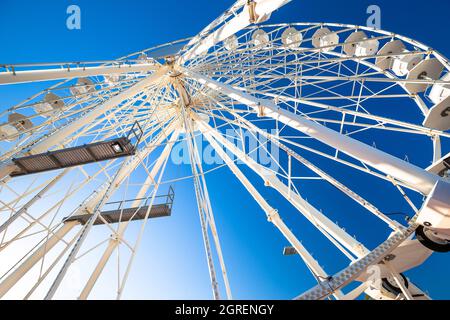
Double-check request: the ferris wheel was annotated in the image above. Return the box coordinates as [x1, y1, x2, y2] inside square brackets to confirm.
[0, 0, 449, 300]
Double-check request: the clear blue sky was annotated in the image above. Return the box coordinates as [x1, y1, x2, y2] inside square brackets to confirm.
[0, 0, 449, 300]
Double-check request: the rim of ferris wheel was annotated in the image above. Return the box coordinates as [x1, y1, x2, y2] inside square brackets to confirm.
[426, 152, 450, 177]
[312, 27, 339, 52]
[64, 187, 175, 226]
[375, 40, 407, 70]
[423, 95, 450, 131]
[343, 31, 367, 56]
[281, 26, 303, 49]
[405, 58, 445, 94]
[428, 72, 450, 105]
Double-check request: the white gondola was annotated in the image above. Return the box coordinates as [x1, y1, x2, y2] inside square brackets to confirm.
[0, 112, 33, 141]
[405, 59, 444, 93]
[252, 29, 270, 48]
[104, 73, 122, 86]
[375, 40, 406, 70]
[343, 31, 367, 56]
[427, 151, 450, 177]
[45, 92, 65, 109]
[312, 27, 339, 52]
[391, 51, 424, 77]
[281, 27, 302, 49]
[423, 95, 450, 131]
[354, 38, 379, 57]
[70, 78, 95, 96]
[33, 102, 54, 116]
[0, 124, 19, 141]
[8, 113, 33, 131]
[429, 73, 450, 104]
[34, 92, 65, 117]
[223, 35, 239, 51]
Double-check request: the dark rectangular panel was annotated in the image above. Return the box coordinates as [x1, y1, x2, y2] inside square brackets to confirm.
[64, 204, 171, 226]
[11, 137, 136, 177]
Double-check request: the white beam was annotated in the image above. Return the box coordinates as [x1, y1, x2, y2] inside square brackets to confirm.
[0, 63, 158, 85]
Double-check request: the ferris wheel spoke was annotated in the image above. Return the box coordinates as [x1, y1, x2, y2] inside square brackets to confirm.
[0, 170, 70, 236]
[0, 61, 158, 85]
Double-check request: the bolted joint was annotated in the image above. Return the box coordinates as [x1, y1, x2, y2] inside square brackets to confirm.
[110, 233, 121, 243]
[247, 0, 259, 24]
[257, 103, 266, 117]
[267, 208, 279, 222]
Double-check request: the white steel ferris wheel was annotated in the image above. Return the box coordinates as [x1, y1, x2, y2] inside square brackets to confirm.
[0, 0, 449, 300]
